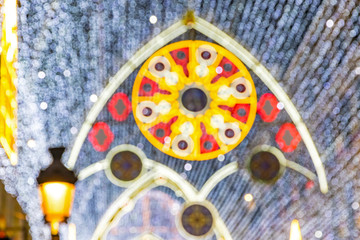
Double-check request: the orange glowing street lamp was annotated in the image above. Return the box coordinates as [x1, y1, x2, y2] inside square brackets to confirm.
[37, 148, 77, 240]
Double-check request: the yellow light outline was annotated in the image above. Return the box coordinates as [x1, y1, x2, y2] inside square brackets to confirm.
[132, 40, 257, 161]
[0, 0, 18, 165]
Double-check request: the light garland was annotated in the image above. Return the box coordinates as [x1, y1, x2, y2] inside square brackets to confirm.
[0, 0, 358, 239]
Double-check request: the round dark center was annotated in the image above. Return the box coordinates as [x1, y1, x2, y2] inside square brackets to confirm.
[142, 83, 152, 92]
[223, 63, 232, 72]
[204, 141, 213, 150]
[225, 129, 235, 138]
[142, 107, 152, 116]
[236, 84, 246, 93]
[155, 62, 165, 71]
[177, 51, 186, 59]
[182, 88, 208, 112]
[110, 151, 142, 181]
[237, 108, 247, 117]
[201, 51, 211, 60]
[156, 128, 165, 138]
[178, 140, 188, 150]
[250, 152, 281, 181]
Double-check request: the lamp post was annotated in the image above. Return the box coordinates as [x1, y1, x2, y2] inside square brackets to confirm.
[37, 148, 77, 240]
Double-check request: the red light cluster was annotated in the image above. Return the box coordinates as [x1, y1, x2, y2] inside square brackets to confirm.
[257, 93, 280, 122]
[88, 122, 114, 152]
[89, 92, 132, 152]
[107, 92, 132, 122]
[275, 123, 301, 152]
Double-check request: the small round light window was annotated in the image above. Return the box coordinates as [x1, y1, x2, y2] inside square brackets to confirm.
[247, 145, 286, 183]
[178, 202, 216, 238]
[105, 145, 146, 186]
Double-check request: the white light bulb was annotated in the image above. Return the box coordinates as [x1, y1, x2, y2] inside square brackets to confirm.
[38, 71, 46, 79]
[184, 163, 192, 171]
[40, 102, 48, 110]
[326, 19, 334, 28]
[149, 15, 157, 24]
[90, 94, 98, 102]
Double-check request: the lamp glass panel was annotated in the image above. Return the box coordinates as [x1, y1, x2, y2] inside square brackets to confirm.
[39, 182, 75, 223]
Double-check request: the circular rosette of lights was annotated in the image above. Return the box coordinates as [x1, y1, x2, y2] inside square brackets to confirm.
[178, 202, 216, 239]
[132, 40, 257, 160]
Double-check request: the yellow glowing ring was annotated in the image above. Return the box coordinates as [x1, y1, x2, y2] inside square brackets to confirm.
[132, 40, 257, 160]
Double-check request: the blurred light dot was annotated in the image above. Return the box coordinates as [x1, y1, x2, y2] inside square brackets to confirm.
[137, 143, 144, 149]
[63, 70, 71, 77]
[216, 66, 223, 74]
[27, 139, 36, 149]
[149, 15, 157, 24]
[325, 210, 332, 218]
[184, 163, 192, 171]
[277, 102, 284, 110]
[90, 94, 98, 102]
[38, 71, 46, 79]
[324, 82, 331, 89]
[355, 67, 360, 75]
[352, 202, 359, 210]
[27, 177, 34, 185]
[326, 19, 334, 28]
[180, 172, 187, 179]
[70, 127, 78, 135]
[349, 30, 357, 37]
[10, 100, 16, 109]
[297, 210, 305, 218]
[40, 102, 48, 110]
[164, 136, 171, 144]
[217, 154, 225, 162]
[315, 230, 323, 238]
[244, 193, 253, 202]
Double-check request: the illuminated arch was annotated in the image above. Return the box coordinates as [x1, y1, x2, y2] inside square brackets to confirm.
[89, 159, 232, 240]
[79, 150, 315, 240]
[67, 13, 328, 194]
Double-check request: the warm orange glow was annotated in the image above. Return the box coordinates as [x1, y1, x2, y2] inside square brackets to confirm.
[50, 221, 59, 235]
[289, 219, 302, 240]
[0, 0, 18, 165]
[0, 216, 5, 230]
[39, 182, 76, 223]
